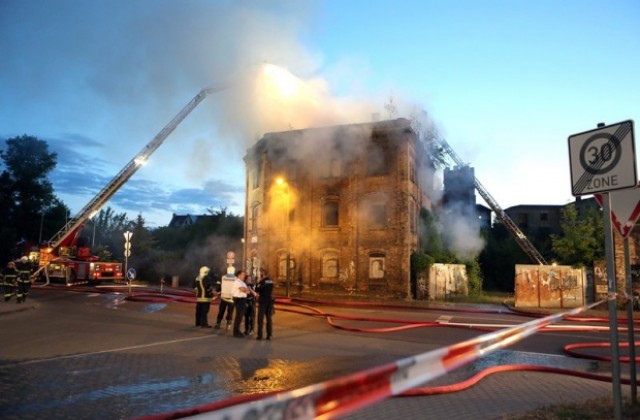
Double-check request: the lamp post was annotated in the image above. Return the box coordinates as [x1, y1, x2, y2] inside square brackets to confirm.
[276, 177, 291, 297]
[240, 237, 245, 271]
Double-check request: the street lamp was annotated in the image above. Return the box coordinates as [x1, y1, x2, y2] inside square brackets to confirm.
[240, 237, 245, 271]
[276, 177, 291, 297]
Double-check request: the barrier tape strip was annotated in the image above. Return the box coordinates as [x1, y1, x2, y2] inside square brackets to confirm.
[163, 297, 609, 420]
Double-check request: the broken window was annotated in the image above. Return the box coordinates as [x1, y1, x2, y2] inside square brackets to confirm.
[366, 142, 389, 176]
[323, 199, 339, 227]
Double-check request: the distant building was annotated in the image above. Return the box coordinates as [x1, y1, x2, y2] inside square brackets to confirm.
[504, 204, 563, 235]
[168, 214, 199, 227]
[242, 118, 439, 298]
[167, 212, 227, 228]
[476, 204, 492, 229]
[573, 196, 599, 218]
[443, 166, 475, 211]
[442, 165, 491, 231]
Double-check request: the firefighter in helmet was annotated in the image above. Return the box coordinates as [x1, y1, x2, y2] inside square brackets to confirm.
[2, 261, 18, 301]
[194, 266, 215, 328]
[15, 256, 31, 303]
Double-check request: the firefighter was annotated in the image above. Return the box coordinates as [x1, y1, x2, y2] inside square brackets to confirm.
[2, 261, 18, 301]
[194, 266, 215, 328]
[15, 256, 32, 303]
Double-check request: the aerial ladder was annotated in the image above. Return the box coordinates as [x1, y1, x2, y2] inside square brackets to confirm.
[435, 136, 548, 266]
[36, 86, 225, 282]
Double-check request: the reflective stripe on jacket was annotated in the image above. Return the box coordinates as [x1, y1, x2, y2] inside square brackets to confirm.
[194, 274, 214, 302]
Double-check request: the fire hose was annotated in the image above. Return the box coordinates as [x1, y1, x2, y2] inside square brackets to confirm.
[33, 284, 639, 418]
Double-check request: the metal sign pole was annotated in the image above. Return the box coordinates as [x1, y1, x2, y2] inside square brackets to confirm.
[624, 238, 638, 402]
[603, 193, 623, 419]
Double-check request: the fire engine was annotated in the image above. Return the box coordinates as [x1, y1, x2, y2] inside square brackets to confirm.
[35, 86, 223, 285]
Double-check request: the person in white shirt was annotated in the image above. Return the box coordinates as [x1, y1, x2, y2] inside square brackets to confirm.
[231, 270, 257, 338]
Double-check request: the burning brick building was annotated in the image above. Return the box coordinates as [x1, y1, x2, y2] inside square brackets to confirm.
[242, 118, 439, 298]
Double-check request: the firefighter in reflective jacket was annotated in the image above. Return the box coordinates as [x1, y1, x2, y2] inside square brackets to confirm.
[194, 266, 215, 328]
[2, 261, 18, 301]
[15, 256, 31, 303]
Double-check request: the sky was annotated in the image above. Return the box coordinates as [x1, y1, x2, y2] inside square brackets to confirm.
[1, 0, 639, 229]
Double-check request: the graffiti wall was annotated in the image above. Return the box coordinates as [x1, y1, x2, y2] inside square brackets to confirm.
[425, 263, 468, 300]
[514, 265, 586, 308]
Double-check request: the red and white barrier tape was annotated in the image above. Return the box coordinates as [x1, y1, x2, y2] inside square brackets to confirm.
[147, 297, 608, 420]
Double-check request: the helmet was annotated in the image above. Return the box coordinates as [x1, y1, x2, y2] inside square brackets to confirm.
[199, 266, 210, 276]
[20, 256, 28, 263]
[7, 261, 15, 268]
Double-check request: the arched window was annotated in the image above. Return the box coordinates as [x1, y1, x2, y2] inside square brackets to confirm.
[278, 253, 295, 281]
[250, 202, 260, 232]
[369, 253, 385, 279]
[321, 252, 339, 281]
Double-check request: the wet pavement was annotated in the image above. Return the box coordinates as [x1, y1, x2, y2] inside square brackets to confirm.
[0, 287, 633, 419]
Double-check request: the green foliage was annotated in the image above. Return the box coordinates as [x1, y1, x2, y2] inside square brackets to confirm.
[465, 258, 483, 296]
[478, 223, 525, 292]
[84, 207, 133, 261]
[415, 207, 484, 295]
[149, 210, 245, 283]
[551, 204, 604, 267]
[418, 207, 447, 260]
[0, 135, 60, 260]
[410, 251, 433, 278]
[92, 244, 114, 262]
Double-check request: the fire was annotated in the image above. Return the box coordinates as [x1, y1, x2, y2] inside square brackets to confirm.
[261, 63, 300, 99]
[248, 62, 372, 134]
[253, 63, 329, 131]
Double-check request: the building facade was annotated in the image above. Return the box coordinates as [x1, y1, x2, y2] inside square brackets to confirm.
[504, 204, 564, 235]
[242, 118, 437, 298]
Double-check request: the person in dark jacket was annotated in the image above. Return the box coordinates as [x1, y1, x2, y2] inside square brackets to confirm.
[194, 266, 215, 328]
[244, 274, 257, 335]
[15, 256, 31, 303]
[255, 268, 274, 340]
[2, 261, 18, 302]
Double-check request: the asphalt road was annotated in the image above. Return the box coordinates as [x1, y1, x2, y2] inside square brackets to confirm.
[0, 286, 622, 419]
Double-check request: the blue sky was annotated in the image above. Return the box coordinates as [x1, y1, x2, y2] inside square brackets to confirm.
[1, 0, 638, 228]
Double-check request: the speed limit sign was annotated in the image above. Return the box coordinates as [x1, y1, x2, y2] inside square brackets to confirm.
[568, 120, 636, 196]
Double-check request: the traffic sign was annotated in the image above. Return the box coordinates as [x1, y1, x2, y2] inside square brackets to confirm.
[594, 182, 640, 238]
[127, 268, 136, 281]
[568, 120, 636, 196]
[124, 250, 131, 257]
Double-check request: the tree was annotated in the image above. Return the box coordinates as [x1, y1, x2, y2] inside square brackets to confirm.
[551, 205, 604, 267]
[413, 207, 484, 296]
[0, 135, 58, 260]
[478, 223, 526, 291]
[151, 211, 244, 284]
[418, 208, 449, 261]
[127, 213, 161, 281]
[87, 207, 132, 261]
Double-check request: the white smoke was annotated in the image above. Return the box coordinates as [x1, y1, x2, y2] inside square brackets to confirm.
[440, 208, 486, 260]
[0, 0, 486, 254]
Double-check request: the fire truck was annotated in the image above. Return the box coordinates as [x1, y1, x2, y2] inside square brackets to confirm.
[35, 86, 223, 285]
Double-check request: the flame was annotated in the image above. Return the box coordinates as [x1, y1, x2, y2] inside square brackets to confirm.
[262, 63, 300, 99]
